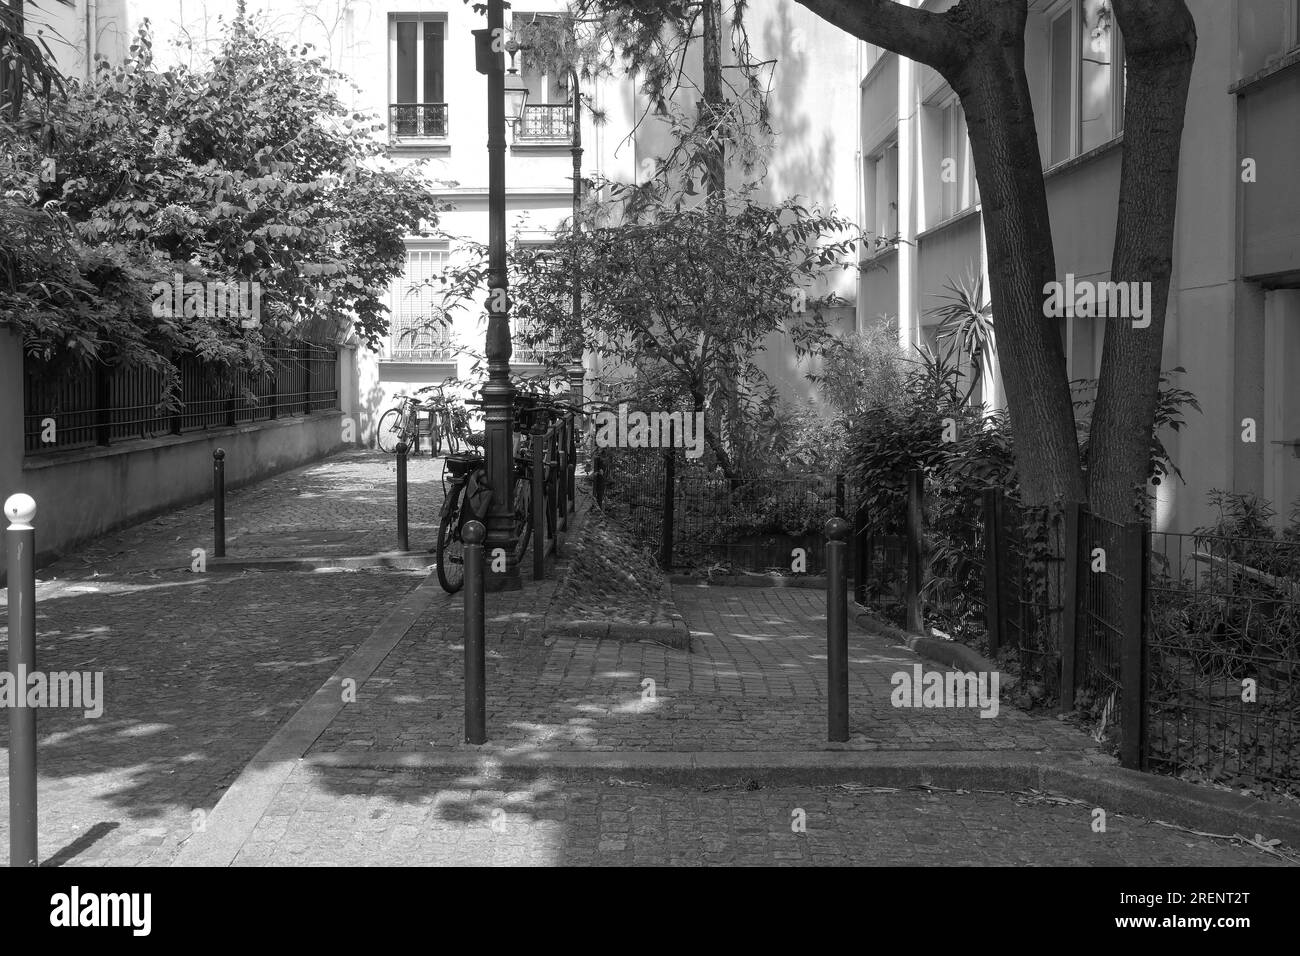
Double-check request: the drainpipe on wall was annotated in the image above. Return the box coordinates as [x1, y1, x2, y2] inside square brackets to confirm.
[85, 0, 98, 80]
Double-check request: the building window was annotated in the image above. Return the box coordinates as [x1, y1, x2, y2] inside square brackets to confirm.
[389, 16, 448, 140]
[1048, 0, 1124, 166]
[388, 244, 455, 361]
[939, 97, 978, 220]
[513, 12, 574, 141]
[865, 141, 899, 247]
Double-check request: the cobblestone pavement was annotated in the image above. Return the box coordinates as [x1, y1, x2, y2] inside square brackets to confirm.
[312, 581, 1100, 754]
[0, 451, 438, 866]
[59, 449, 447, 571]
[231, 765, 1293, 866]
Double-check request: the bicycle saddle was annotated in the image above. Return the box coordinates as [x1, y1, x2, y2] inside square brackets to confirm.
[445, 452, 484, 477]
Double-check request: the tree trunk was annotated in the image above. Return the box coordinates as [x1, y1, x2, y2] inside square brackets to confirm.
[1087, 0, 1197, 523]
[943, 2, 1085, 509]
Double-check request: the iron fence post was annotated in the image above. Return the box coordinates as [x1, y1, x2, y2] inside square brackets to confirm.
[660, 433, 675, 571]
[1119, 519, 1148, 770]
[826, 516, 850, 742]
[213, 448, 226, 558]
[5, 494, 39, 866]
[853, 499, 869, 606]
[396, 440, 409, 552]
[1060, 500, 1084, 713]
[906, 468, 924, 633]
[982, 488, 1001, 658]
[547, 426, 560, 556]
[835, 474, 846, 518]
[533, 419, 546, 580]
[463, 519, 487, 744]
[557, 419, 569, 533]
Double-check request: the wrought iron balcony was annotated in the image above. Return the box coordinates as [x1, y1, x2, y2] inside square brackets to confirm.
[517, 103, 574, 142]
[389, 103, 449, 140]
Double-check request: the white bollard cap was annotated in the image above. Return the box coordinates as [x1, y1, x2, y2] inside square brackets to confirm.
[5, 493, 37, 529]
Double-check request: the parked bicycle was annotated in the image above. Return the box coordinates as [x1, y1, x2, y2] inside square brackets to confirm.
[435, 393, 579, 592]
[376, 393, 424, 455]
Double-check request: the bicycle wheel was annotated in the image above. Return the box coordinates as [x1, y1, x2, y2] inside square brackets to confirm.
[426, 412, 441, 457]
[376, 408, 404, 454]
[443, 410, 460, 454]
[436, 490, 465, 593]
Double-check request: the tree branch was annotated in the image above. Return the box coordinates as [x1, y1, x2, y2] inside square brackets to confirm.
[793, 0, 964, 71]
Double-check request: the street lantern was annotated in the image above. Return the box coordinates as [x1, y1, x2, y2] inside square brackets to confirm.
[504, 65, 529, 126]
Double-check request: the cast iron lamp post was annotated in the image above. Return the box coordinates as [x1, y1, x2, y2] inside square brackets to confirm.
[473, 1, 529, 589]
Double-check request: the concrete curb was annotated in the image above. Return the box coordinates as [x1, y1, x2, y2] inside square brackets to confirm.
[542, 508, 692, 650]
[852, 604, 1002, 679]
[207, 551, 437, 572]
[545, 617, 692, 650]
[172, 568, 449, 866]
[302, 748, 1300, 848]
[668, 573, 828, 590]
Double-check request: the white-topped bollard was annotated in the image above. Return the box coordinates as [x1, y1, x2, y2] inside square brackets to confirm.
[5, 493, 38, 866]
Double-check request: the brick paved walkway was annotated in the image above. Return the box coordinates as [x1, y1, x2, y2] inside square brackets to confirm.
[5, 469, 1291, 867]
[229, 766, 1290, 866]
[312, 582, 1098, 754]
[0, 451, 438, 865]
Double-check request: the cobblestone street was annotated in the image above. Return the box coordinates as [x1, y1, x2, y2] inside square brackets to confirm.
[2, 453, 1296, 867]
[231, 766, 1290, 867]
[0, 452, 436, 865]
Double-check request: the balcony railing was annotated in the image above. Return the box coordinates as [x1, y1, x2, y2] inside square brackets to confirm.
[389, 103, 449, 140]
[517, 103, 573, 142]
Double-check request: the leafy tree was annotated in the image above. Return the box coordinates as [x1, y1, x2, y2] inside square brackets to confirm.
[1, 14, 444, 398]
[429, 181, 861, 476]
[788, 0, 1196, 525]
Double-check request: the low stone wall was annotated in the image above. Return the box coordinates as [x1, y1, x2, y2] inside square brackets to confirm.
[4, 412, 351, 571]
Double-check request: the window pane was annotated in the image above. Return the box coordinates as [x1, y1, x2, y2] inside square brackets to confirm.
[1050, 10, 1072, 164]
[395, 21, 417, 103]
[423, 21, 444, 104]
[391, 248, 452, 359]
[1080, 0, 1116, 152]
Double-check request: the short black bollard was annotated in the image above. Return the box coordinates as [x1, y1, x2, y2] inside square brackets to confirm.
[213, 448, 226, 558]
[396, 440, 409, 552]
[825, 516, 851, 743]
[463, 520, 487, 744]
[5, 494, 38, 866]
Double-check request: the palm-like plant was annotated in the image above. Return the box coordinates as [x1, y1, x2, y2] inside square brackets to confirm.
[928, 267, 995, 405]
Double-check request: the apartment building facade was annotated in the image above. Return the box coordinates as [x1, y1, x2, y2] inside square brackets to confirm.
[856, 0, 1300, 532]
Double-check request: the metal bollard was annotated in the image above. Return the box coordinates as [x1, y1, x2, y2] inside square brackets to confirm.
[5, 494, 39, 866]
[532, 421, 546, 580]
[463, 520, 487, 744]
[825, 516, 851, 743]
[396, 441, 409, 552]
[213, 448, 226, 558]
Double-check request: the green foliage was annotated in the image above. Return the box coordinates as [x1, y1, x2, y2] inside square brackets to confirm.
[1146, 490, 1300, 795]
[808, 322, 908, 421]
[1, 15, 444, 386]
[430, 180, 861, 476]
[1073, 366, 1201, 491]
[928, 266, 994, 405]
